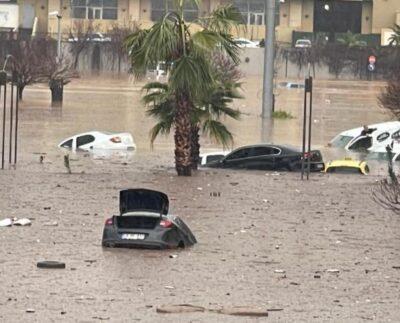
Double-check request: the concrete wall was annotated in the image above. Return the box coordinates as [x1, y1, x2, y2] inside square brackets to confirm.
[372, 0, 400, 33]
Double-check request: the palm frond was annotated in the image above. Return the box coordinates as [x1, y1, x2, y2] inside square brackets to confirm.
[169, 55, 213, 99]
[202, 119, 234, 148]
[142, 82, 169, 92]
[149, 121, 173, 147]
[200, 5, 243, 33]
[190, 30, 221, 55]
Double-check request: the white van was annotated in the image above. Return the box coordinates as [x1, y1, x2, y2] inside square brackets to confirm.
[330, 121, 400, 152]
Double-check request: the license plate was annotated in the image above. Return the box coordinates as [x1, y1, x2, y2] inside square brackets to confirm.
[121, 233, 145, 240]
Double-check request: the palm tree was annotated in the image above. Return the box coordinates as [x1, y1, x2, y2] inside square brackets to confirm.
[126, 2, 242, 176]
[389, 24, 400, 46]
[143, 77, 241, 169]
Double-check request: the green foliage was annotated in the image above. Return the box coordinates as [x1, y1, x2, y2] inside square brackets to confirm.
[389, 24, 400, 47]
[337, 31, 366, 48]
[272, 110, 294, 119]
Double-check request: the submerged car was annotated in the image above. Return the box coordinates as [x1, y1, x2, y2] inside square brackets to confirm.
[295, 39, 312, 48]
[58, 131, 136, 151]
[330, 121, 400, 152]
[199, 151, 230, 166]
[102, 189, 197, 249]
[367, 145, 400, 163]
[234, 38, 259, 48]
[324, 158, 369, 175]
[202, 144, 324, 171]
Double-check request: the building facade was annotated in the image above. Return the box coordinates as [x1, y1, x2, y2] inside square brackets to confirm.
[1, 0, 400, 43]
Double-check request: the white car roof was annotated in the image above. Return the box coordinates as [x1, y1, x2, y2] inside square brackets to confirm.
[338, 121, 400, 137]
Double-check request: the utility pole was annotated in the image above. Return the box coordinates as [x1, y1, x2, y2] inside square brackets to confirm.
[262, 0, 276, 119]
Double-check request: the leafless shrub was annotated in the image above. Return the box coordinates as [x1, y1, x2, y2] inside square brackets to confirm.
[373, 179, 400, 215]
[68, 20, 94, 69]
[373, 146, 400, 215]
[107, 22, 140, 73]
[378, 79, 400, 119]
[211, 52, 242, 84]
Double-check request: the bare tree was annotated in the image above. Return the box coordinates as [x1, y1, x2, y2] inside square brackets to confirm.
[68, 20, 94, 69]
[34, 38, 78, 105]
[373, 145, 400, 214]
[107, 23, 140, 73]
[379, 78, 400, 119]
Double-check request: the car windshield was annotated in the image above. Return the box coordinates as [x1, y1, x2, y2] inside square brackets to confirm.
[331, 135, 354, 148]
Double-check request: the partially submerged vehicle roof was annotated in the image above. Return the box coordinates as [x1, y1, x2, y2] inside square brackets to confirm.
[324, 158, 369, 175]
[229, 144, 302, 153]
[337, 121, 400, 137]
[325, 158, 367, 168]
[120, 189, 169, 215]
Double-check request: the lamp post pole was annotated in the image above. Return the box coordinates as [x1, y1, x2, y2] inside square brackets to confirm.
[57, 14, 62, 61]
[262, 0, 276, 119]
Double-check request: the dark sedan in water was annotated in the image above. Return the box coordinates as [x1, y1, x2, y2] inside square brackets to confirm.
[202, 144, 324, 171]
[102, 189, 197, 249]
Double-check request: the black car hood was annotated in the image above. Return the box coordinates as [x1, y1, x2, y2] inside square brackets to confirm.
[120, 189, 169, 215]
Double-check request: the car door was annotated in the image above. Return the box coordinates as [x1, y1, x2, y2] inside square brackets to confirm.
[347, 136, 372, 151]
[222, 148, 253, 169]
[76, 134, 96, 150]
[247, 146, 280, 170]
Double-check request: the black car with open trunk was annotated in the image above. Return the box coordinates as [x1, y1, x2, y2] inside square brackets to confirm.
[102, 189, 197, 249]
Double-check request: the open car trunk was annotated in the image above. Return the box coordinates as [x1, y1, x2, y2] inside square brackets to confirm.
[116, 216, 159, 230]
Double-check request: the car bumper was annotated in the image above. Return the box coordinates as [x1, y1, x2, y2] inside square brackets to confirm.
[102, 238, 171, 249]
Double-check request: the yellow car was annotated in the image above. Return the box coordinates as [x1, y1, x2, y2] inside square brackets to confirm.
[324, 158, 369, 175]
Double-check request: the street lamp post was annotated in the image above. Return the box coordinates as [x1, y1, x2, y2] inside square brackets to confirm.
[49, 11, 62, 61]
[262, 0, 276, 119]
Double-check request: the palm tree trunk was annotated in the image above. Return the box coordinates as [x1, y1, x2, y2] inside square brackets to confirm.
[174, 95, 192, 176]
[190, 124, 200, 170]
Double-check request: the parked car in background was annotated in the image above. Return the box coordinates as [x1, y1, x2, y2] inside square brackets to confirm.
[295, 39, 312, 48]
[329, 121, 400, 152]
[58, 131, 136, 151]
[68, 32, 111, 43]
[202, 144, 324, 171]
[102, 189, 197, 249]
[278, 82, 305, 89]
[234, 38, 259, 48]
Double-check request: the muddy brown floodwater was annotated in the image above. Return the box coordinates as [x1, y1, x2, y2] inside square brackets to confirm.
[0, 76, 399, 322]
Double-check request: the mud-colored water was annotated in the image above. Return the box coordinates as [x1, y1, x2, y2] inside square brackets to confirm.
[12, 76, 390, 173]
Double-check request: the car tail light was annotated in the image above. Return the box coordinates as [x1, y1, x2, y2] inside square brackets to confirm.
[159, 219, 173, 228]
[105, 217, 113, 226]
[110, 137, 121, 143]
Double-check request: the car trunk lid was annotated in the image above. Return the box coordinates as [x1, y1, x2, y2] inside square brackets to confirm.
[120, 189, 169, 215]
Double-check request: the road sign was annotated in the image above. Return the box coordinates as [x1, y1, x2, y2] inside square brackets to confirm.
[368, 55, 376, 64]
[368, 63, 375, 72]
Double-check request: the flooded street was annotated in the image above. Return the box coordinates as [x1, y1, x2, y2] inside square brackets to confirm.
[15, 76, 390, 167]
[0, 76, 399, 322]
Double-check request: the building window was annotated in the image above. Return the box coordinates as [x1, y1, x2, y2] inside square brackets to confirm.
[151, 0, 198, 22]
[232, 0, 280, 26]
[70, 0, 118, 20]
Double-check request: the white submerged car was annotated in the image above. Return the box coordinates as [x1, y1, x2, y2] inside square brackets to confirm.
[199, 151, 230, 166]
[330, 121, 400, 152]
[58, 131, 136, 151]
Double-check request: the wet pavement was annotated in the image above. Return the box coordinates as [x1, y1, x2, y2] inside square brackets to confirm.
[0, 76, 399, 322]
